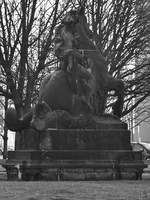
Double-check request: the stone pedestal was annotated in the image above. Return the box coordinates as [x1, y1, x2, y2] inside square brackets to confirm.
[4, 117, 147, 180]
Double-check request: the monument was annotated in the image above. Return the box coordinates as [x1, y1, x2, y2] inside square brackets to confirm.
[4, 7, 146, 180]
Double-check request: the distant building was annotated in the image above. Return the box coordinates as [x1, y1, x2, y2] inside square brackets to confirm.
[0, 97, 15, 151]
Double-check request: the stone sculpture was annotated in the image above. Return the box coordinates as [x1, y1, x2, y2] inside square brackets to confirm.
[5, 7, 124, 131]
[4, 6, 146, 181]
[54, 7, 124, 117]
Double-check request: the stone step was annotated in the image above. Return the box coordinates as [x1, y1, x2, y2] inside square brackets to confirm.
[4, 159, 146, 181]
[4, 158, 146, 174]
[7, 149, 142, 161]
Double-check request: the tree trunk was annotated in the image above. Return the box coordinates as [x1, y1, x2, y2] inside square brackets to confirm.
[3, 90, 8, 159]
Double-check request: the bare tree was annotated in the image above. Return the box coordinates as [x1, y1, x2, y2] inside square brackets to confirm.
[0, 0, 72, 113]
[0, 0, 72, 150]
[0, 0, 150, 149]
[82, 0, 150, 119]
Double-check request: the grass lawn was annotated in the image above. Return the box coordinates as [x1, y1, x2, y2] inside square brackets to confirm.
[0, 180, 150, 200]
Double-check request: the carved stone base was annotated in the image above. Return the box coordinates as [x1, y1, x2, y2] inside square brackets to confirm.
[4, 150, 146, 181]
[3, 118, 147, 181]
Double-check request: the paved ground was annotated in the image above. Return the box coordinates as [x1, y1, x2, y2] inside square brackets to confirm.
[0, 168, 150, 200]
[0, 162, 150, 200]
[0, 180, 150, 200]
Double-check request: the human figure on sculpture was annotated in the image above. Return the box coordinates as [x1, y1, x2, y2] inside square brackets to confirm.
[54, 20, 94, 106]
[56, 6, 124, 117]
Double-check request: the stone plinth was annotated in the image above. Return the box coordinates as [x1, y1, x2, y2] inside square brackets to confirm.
[3, 117, 147, 180]
[5, 149, 146, 180]
[39, 129, 131, 151]
[4, 136, 146, 180]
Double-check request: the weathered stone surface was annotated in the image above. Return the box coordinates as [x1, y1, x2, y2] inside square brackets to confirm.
[39, 129, 131, 151]
[4, 127, 146, 181]
[4, 117, 146, 181]
[3, 7, 147, 181]
[5, 155, 146, 180]
[15, 128, 40, 150]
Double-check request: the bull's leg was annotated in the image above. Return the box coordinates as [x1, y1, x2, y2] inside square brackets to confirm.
[106, 77, 124, 118]
[112, 80, 124, 118]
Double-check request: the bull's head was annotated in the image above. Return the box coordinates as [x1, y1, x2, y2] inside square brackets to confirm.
[5, 107, 32, 131]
